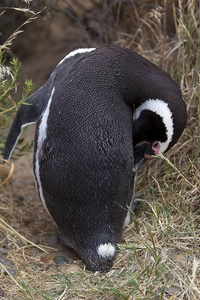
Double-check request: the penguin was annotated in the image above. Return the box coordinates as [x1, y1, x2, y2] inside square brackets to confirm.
[3, 46, 187, 272]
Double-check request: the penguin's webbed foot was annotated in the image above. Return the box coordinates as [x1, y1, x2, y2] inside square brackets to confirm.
[130, 193, 141, 212]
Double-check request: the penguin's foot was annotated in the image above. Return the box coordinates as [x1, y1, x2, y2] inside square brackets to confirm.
[130, 193, 141, 211]
[124, 193, 141, 227]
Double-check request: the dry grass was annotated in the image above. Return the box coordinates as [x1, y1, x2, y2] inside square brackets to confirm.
[0, 0, 200, 299]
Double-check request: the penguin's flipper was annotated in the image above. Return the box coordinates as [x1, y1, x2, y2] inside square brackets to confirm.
[3, 79, 52, 160]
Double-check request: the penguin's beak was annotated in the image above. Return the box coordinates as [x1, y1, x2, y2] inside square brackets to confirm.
[144, 141, 160, 159]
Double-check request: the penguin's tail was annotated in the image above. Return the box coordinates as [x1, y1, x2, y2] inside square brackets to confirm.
[3, 79, 52, 160]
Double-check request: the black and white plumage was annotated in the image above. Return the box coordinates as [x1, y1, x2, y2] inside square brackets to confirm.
[3, 47, 187, 272]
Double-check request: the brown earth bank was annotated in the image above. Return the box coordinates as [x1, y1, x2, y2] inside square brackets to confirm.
[0, 0, 177, 85]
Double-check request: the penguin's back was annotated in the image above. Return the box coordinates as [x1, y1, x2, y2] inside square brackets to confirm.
[33, 48, 135, 267]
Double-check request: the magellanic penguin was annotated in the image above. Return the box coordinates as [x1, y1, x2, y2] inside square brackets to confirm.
[3, 47, 187, 272]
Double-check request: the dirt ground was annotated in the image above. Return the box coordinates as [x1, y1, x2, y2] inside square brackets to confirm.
[0, 127, 82, 262]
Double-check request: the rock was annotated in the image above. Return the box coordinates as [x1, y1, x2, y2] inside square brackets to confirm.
[59, 263, 81, 274]
[0, 256, 14, 267]
[167, 285, 182, 295]
[173, 252, 187, 263]
[0, 246, 9, 256]
[14, 195, 24, 202]
[30, 247, 41, 257]
[15, 179, 27, 188]
[54, 256, 69, 265]
[29, 236, 40, 245]
[29, 263, 43, 269]
[45, 264, 57, 271]
[22, 216, 34, 225]
[0, 287, 5, 297]
[36, 264, 43, 269]
[41, 254, 54, 264]
[1, 246, 10, 255]
[0, 233, 7, 243]
[49, 234, 59, 247]
[4, 268, 16, 276]
[107, 295, 119, 300]
[32, 229, 41, 236]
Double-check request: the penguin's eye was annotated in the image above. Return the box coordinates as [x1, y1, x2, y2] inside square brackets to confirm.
[142, 132, 148, 139]
[153, 142, 159, 147]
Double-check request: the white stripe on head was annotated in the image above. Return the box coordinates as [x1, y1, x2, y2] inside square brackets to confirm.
[57, 48, 96, 67]
[135, 99, 174, 153]
[97, 243, 116, 258]
[34, 87, 55, 213]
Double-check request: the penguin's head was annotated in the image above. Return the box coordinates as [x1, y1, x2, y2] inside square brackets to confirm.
[133, 98, 186, 160]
